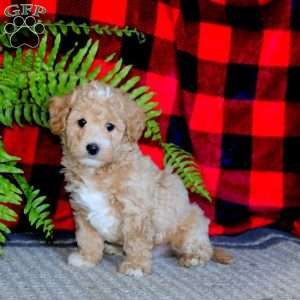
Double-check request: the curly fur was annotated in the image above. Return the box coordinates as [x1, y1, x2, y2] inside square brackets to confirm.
[48, 81, 232, 276]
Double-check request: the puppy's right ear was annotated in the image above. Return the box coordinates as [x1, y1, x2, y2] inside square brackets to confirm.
[48, 95, 72, 135]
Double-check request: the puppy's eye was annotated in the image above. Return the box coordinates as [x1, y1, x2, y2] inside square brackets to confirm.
[78, 118, 87, 128]
[105, 122, 115, 132]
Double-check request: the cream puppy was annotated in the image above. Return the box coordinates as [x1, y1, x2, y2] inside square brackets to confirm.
[48, 81, 232, 276]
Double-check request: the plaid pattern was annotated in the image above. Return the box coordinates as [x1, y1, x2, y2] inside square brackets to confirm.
[1, 0, 300, 235]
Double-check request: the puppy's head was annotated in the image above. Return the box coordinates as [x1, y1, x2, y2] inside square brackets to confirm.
[48, 81, 146, 167]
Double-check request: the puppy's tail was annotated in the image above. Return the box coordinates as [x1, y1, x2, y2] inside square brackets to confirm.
[211, 247, 233, 264]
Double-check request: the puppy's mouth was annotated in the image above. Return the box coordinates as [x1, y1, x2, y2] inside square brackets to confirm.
[79, 158, 102, 168]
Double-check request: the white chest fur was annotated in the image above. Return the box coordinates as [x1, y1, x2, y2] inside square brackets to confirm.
[72, 184, 120, 242]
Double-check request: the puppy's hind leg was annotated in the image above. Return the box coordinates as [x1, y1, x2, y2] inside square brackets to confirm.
[68, 213, 104, 268]
[170, 206, 214, 267]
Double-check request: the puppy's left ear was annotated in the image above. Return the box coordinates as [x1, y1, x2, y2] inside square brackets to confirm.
[48, 94, 73, 135]
[124, 99, 146, 143]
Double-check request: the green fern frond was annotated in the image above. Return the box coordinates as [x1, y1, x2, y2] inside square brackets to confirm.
[0, 33, 161, 137]
[43, 21, 145, 43]
[0, 21, 144, 48]
[0, 141, 23, 247]
[14, 174, 54, 239]
[0, 24, 10, 48]
[0, 139, 53, 250]
[163, 143, 211, 201]
[0, 35, 101, 127]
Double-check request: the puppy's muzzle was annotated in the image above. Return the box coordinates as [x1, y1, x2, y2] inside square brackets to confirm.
[86, 143, 100, 155]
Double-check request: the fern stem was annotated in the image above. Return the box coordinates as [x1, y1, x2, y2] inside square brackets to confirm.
[43, 22, 145, 43]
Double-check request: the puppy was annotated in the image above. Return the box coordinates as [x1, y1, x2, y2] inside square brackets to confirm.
[48, 81, 232, 276]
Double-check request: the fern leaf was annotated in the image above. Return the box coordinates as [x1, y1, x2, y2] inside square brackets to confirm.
[55, 47, 76, 72]
[0, 142, 20, 163]
[81, 23, 90, 35]
[78, 41, 99, 78]
[32, 196, 47, 208]
[14, 104, 23, 127]
[69, 21, 81, 34]
[134, 91, 155, 104]
[146, 110, 161, 120]
[44, 21, 145, 42]
[0, 222, 10, 235]
[14, 175, 54, 239]
[29, 73, 40, 103]
[46, 34, 61, 70]
[32, 105, 44, 127]
[55, 20, 68, 35]
[0, 189, 22, 205]
[128, 86, 149, 100]
[47, 23, 58, 36]
[67, 39, 92, 73]
[101, 59, 122, 82]
[4, 106, 13, 127]
[142, 101, 159, 112]
[105, 53, 116, 62]
[93, 24, 104, 35]
[48, 72, 58, 96]
[0, 164, 23, 174]
[0, 146, 23, 242]
[109, 65, 133, 87]
[40, 108, 49, 127]
[103, 25, 112, 35]
[57, 72, 69, 94]
[120, 76, 141, 92]
[14, 48, 23, 68]
[0, 109, 6, 126]
[23, 103, 32, 123]
[3, 52, 13, 69]
[0, 24, 11, 48]
[87, 66, 101, 80]
[0, 205, 17, 222]
[163, 143, 211, 201]
[65, 74, 80, 92]
[0, 232, 6, 244]
[34, 34, 48, 71]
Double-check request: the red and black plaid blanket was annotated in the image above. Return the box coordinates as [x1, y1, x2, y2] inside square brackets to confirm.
[2, 0, 300, 236]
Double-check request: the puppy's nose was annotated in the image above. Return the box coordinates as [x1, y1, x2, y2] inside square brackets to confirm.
[86, 143, 100, 155]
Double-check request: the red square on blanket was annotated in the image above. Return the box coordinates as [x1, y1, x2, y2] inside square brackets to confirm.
[252, 101, 285, 137]
[155, 3, 179, 41]
[250, 171, 283, 209]
[145, 72, 177, 115]
[199, 165, 221, 198]
[259, 30, 291, 66]
[91, 0, 126, 26]
[198, 22, 232, 63]
[190, 94, 224, 133]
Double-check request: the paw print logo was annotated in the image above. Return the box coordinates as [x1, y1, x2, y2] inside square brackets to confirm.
[4, 16, 45, 48]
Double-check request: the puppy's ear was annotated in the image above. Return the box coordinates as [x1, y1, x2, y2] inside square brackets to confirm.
[124, 99, 146, 143]
[48, 94, 73, 135]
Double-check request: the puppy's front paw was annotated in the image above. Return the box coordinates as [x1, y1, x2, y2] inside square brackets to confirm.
[68, 252, 97, 268]
[118, 260, 151, 277]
